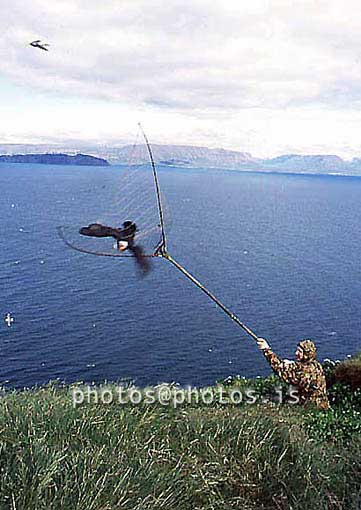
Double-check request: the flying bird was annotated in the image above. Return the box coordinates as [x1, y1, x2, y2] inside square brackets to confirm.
[30, 40, 49, 51]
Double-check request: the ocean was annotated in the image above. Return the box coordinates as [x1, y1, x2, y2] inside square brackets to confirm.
[1, 163, 361, 388]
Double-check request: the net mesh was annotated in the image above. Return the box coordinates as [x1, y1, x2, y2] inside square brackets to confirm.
[58, 128, 169, 258]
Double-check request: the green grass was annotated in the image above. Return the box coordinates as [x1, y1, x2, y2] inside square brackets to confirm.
[0, 378, 360, 510]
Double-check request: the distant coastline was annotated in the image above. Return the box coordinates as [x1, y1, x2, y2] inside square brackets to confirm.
[0, 153, 109, 166]
[2, 144, 361, 175]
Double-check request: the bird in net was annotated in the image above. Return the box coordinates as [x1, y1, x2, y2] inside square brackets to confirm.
[57, 125, 169, 275]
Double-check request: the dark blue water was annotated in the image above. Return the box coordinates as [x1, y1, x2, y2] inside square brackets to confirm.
[1, 163, 361, 388]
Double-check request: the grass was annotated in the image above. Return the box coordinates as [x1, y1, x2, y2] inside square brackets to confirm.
[330, 353, 361, 390]
[0, 375, 360, 510]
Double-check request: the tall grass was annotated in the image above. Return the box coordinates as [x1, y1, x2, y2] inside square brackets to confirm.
[0, 382, 360, 510]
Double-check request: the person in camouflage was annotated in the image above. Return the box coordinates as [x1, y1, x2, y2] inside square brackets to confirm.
[257, 338, 330, 410]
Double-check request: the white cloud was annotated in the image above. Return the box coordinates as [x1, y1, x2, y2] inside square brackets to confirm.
[1, 0, 361, 156]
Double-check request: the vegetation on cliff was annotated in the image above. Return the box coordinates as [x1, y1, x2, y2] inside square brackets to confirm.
[0, 355, 360, 509]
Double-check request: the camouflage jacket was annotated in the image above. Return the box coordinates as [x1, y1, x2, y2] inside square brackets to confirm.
[263, 340, 330, 410]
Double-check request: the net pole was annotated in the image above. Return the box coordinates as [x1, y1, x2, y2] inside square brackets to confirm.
[164, 253, 259, 342]
[138, 123, 168, 253]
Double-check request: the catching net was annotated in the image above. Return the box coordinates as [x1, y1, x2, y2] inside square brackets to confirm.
[58, 126, 169, 258]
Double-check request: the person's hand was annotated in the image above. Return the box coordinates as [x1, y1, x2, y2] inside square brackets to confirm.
[257, 337, 270, 350]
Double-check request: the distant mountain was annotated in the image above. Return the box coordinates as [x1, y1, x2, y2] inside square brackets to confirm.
[0, 153, 109, 166]
[108, 144, 257, 169]
[262, 154, 346, 173]
[348, 158, 361, 170]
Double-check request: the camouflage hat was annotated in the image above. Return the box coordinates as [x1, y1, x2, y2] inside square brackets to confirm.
[298, 339, 317, 361]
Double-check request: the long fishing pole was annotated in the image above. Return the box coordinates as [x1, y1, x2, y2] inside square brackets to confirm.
[164, 253, 259, 341]
[140, 125, 259, 342]
[138, 123, 168, 253]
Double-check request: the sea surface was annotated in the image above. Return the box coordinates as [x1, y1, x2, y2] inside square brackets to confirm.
[1, 163, 361, 388]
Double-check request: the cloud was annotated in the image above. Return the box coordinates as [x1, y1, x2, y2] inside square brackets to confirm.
[1, 0, 361, 156]
[1, 0, 361, 110]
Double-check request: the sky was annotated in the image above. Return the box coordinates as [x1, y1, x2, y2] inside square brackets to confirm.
[1, 0, 361, 158]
